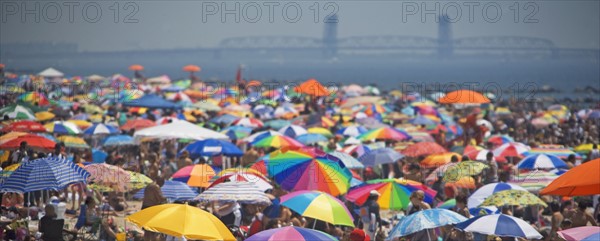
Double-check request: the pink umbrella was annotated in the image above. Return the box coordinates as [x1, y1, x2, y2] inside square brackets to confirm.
[558, 226, 600, 241]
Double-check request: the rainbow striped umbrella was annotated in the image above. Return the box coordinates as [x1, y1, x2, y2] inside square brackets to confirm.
[280, 191, 354, 227]
[246, 227, 336, 241]
[57, 136, 90, 149]
[526, 148, 581, 160]
[18, 92, 49, 106]
[251, 134, 304, 148]
[267, 148, 352, 196]
[44, 121, 82, 135]
[346, 178, 437, 210]
[357, 127, 411, 141]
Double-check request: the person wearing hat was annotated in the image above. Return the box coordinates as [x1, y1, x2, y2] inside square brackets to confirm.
[359, 190, 381, 241]
[349, 228, 371, 241]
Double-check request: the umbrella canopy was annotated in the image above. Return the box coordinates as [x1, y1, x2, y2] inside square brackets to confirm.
[1, 120, 46, 132]
[128, 64, 144, 71]
[102, 135, 135, 146]
[307, 127, 333, 137]
[134, 180, 197, 201]
[358, 148, 404, 167]
[267, 148, 352, 196]
[134, 120, 228, 141]
[401, 142, 447, 157]
[346, 179, 436, 210]
[209, 172, 272, 192]
[540, 158, 600, 196]
[0, 134, 56, 152]
[438, 90, 490, 104]
[421, 152, 462, 168]
[456, 214, 542, 239]
[172, 164, 216, 188]
[279, 125, 308, 138]
[508, 170, 561, 192]
[122, 94, 181, 109]
[328, 151, 364, 169]
[182, 64, 201, 72]
[84, 163, 131, 192]
[127, 203, 235, 241]
[558, 227, 600, 241]
[195, 182, 271, 205]
[128, 171, 153, 189]
[467, 182, 527, 209]
[246, 227, 336, 241]
[92, 149, 108, 163]
[0, 157, 89, 193]
[182, 139, 243, 159]
[280, 191, 354, 227]
[492, 142, 530, 160]
[44, 121, 81, 135]
[35, 111, 55, 121]
[251, 134, 304, 149]
[388, 209, 467, 237]
[296, 133, 329, 145]
[83, 123, 120, 135]
[120, 119, 156, 131]
[442, 161, 488, 183]
[232, 117, 264, 128]
[526, 147, 581, 160]
[337, 125, 368, 137]
[294, 79, 330, 97]
[0, 104, 36, 120]
[516, 154, 568, 170]
[480, 190, 547, 207]
[57, 136, 90, 149]
[357, 127, 411, 141]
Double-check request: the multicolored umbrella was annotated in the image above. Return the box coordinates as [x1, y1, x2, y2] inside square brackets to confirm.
[401, 142, 447, 157]
[508, 170, 561, 192]
[251, 134, 304, 148]
[44, 121, 81, 135]
[232, 117, 264, 128]
[195, 182, 271, 205]
[209, 172, 272, 192]
[357, 127, 411, 141]
[421, 152, 462, 168]
[0, 120, 46, 132]
[486, 135, 514, 146]
[172, 164, 216, 188]
[492, 142, 530, 160]
[83, 123, 120, 135]
[516, 154, 568, 170]
[220, 126, 252, 140]
[279, 125, 308, 138]
[0, 104, 36, 120]
[0, 132, 27, 145]
[246, 227, 336, 241]
[525, 147, 581, 160]
[267, 148, 352, 196]
[456, 214, 542, 239]
[57, 136, 90, 149]
[84, 163, 131, 192]
[442, 161, 488, 183]
[558, 227, 600, 241]
[388, 209, 467, 238]
[346, 178, 437, 210]
[307, 127, 333, 138]
[480, 190, 547, 207]
[280, 191, 354, 227]
[467, 182, 527, 209]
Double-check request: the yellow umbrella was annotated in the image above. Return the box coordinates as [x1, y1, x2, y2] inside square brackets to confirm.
[421, 152, 462, 168]
[574, 143, 594, 153]
[126, 204, 235, 241]
[57, 136, 90, 149]
[35, 111, 55, 121]
[307, 127, 333, 137]
[67, 120, 93, 129]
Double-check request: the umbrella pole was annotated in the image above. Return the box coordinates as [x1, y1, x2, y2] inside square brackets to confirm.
[427, 228, 432, 241]
[312, 219, 317, 229]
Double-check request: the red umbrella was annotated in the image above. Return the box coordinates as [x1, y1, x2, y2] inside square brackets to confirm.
[0, 134, 56, 152]
[182, 65, 201, 73]
[128, 64, 144, 71]
[1, 120, 47, 132]
[120, 119, 156, 131]
[401, 142, 447, 157]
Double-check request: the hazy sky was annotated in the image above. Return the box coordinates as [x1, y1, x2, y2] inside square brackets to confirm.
[1, 0, 599, 51]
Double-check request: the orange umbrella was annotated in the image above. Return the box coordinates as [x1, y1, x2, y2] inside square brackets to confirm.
[294, 79, 330, 97]
[438, 90, 490, 104]
[401, 142, 447, 157]
[172, 164, 216, 188]
[540, 158, 600, 196]
[128, 64, 144, 71]
[421, 152, 462, 168]
[183, 65, 201, 72]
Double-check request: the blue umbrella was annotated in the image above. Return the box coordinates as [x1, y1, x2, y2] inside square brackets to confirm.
[328, 151, 364, 169]
[358, 148, 404, 167]
[263, 198, 282, 218]
[0, 157, 89, 193]
[263, 119, 291, 130]
[209, 114, 238, 125]
[516, 154, 568, 170]
[83, 123, 120, 135]
[92, 149, 108, 163]
[409, 115, 437, 126]
[296, 133, 328, 145]
[133, 180, 197, 201]
[181, 139, 243, 159]
[102, 135, 135, 146]
[456, 214, 543, 239]
[388, 208, 467, 238]
[278, 125, 307, 138]
[122, 94, 181, 109]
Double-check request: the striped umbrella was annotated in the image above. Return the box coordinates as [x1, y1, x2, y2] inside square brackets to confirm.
[246, 227, 336, 241]
[44, 121, 81, 135]
[83, 123, 120, 135]
[243, 130, 282, 143]
[516, 154, 568, 170]
[278, 125, 308, 138]
[232, 117, 264, 128]
[388, 209, 467, 238]
[357, 127, 411, 141]
[456, 214, 542, 239]
[0, 104, 36, 120]
[172, 164, 216, 188]
[0, 157, 89, 193]
[84, 163, 130, 192]
[508, 170, 561, 192]
[558, 227, 600, 241]
[195, 182, 271, 205]
[307, 127, 333, 138]
[251, 134, 304, 149]
[280, 191, 354, 227]
[134, 180, 197, 201]
[526, 147, 581, 160]
[337, 125, 368, 137]
[492, 142, 530, 161]
[57, 136, 90, 149]
[209, 172, 272, 192]
[346, 178, 437, 210]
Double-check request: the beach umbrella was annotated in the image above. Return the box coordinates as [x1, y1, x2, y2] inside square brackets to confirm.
[455, 214, 542, 239]
[279, 125, 308, 138]
[35, 111, 55, 121]
[84, 163, 130, 192]
[558, 226, 600, 241]
[0, 132, 27, 145]
[401, 142, 447, 157]
[66, 120, 92, 130]
[0, 104, 36, 120]
[357, 127, 411, 141]
[358, 148, 404, 167]
[296, 133, 328, 145]
[328, 151, 364, 169]
[264, 119, 291, 130]
[83, 123, 120, 135]
[337, 125, 368, 137]
[280, 191, 354, 227]
[134, 180, 197, 201]
[221, 126, 252, 140]
[540, 158, 600, 196]
[44, 121, 81, 135]
[128, 64, 144, 71]
[0, 134, 56, 152]
[246, 227, 336, 241]
[181, 139, 243, 159]
[409, 115, 437, 126]
[508, 170, 561, 192]
[480, 189, 547, 207]
[341, 144, 371, 157]
[127, 203, 235, 241]
[267, 148, 352, 196]
[421, 152, 461, 168]
[486, 135, 514, 146]
[346, 178, 436, 210]
[294, 79, 330, 97]
[574, 143, 594, 153]
[195, 182, 271, 205]
[273, 106, 299, 119]
[516, 154, 568, 170]
[120, 119, 156, 131]
[209, 172, 272, 192]
[388, 209, 467, 238]
[437, 199, 456, 209]
[467, 182, 527, 209]
[466, 149, 493, 161]
[0, 156, 89, 193]
[525, 147, 581, 160]
[251, 134, 304, 148]
[1, 120, 46, 133]
[172, 164, 216, 188]
[128, 171, 153, 189]
[57, 136, 90, 149]
[102, 135, 135, 146]
[244, 130, 282, 142]
[492, 142, 530, 160]
[438, 90, 490, 104]
[232, 117, 264, 128]
[442, 161, 487, 183]
[307, 127, 333, 137]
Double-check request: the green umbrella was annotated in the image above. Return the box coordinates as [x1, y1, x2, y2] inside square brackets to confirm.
[0, 104, 36, 120]
[442, 161, 488, 182]
[480, 190, 547, 207]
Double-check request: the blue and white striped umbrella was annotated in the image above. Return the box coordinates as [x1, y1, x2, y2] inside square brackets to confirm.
[337, 125, 368, 137]
[278, 125, 307, 138]
[83, 123, 120, 135]
[456, 214, 542, 239]
[467, 182, 526, 209]
[133, 180, 197, 201]
[0, 157, 89, 193]
[387, 209, 467, 238]
[516, 154, 568, 170]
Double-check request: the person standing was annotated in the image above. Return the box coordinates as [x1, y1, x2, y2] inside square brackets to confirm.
[484, 152, 498, 184]
[406, 191, 434, 241]
[360, 190, 381, 241]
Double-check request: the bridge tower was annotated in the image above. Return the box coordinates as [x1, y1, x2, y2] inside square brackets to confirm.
[438, 15, 453, 59]
[323, 14, 338, 57]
